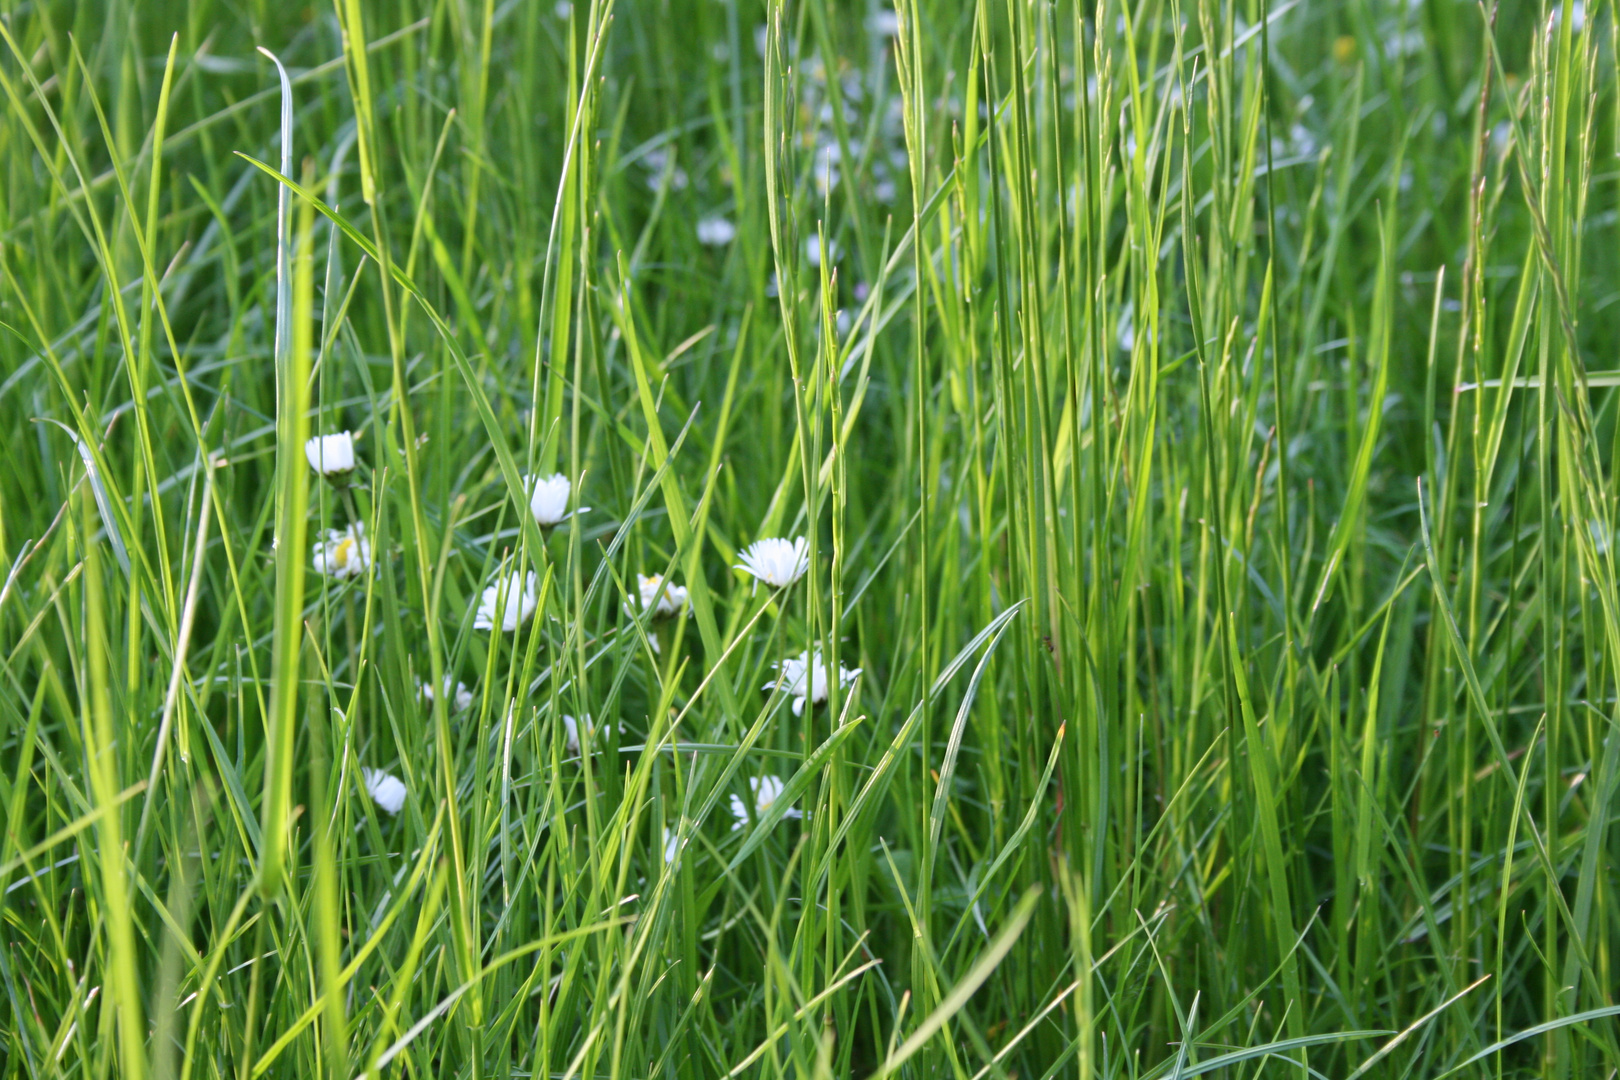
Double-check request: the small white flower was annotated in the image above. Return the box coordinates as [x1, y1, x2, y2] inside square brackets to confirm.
[630, 573, 689, 618]
[697, 216, 737, 246]
[561, 713, 592, 756]
[524, 472, 585, 527]
[662, 826, 682, 865]
[311, 523, 372, 580]
[805, 237, 839, 267]
[304, 432, 356, 476]
[729, 775, 802, 830]
[736, 537, 810, 589]
[561, 714, 625, 754]
[474, 570, 539, 631]
[1490, 120, 1512, 158]
[562, 713, 582, 754]
[642, 148, 690, 191]
[766, 649, 861, 716]
[867, 10, 901, 35]
[418, 676, 474, 713]
[362, 768, 407, 816]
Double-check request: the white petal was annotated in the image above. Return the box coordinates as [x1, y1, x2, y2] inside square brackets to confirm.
[419, 676, 474, 712]
[304, 432, 356, 475]
[633, 573, 689, 618]
[736, 537, 810, 588]
[563, 714, 580, 755]
[696, 217, 736, 246]
[868, 10, 900, 35]
[474, 570, 538, 631]
[524, 473, 576, 526]
[765, 649, 858, 711]
[362, 768, 407, 815]
[312, 523, 371, 580]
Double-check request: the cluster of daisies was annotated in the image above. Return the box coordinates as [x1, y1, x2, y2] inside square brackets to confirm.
[305, 432, 861, 840]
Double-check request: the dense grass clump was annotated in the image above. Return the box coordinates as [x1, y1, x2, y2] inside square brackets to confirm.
[4, 0, 1620, 1076]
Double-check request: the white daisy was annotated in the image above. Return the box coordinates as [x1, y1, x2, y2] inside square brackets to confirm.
[418, 675, 474, 713]
[736, 537, 810, 589]
[805, 237, 839, 268]
[766, 649, 861, 716]
[642, 147, 690, 191]
[630, 573, 689, 618]
[474, 570, 539, 631]
[311, 523, 371, 580]
[867, 10, 901, 35]
[304, 432, 356, 477]
[696, 216, 737, 246]
[524, 472, 586, 527]
[561, 714, 629, 754]
[729, 775, 802, 830]
[562, 713, 592, 756]
[362, 768, 407, 816]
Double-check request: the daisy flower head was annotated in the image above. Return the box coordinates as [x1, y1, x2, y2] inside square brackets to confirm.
[766, 649, 861, 716]
[304, 432, 357, 477]
[805, 236, 840, 268]
[418, 676, 475, 714]
[524, 472, 587, 527]
[474, 570, 539, 631]
[631, 573, 689, 618]
[736, 537, 810, 589]
[641, 147, 689, 192]
[696, 216, 736, 247]
[362, 768, 407, 816]
[662, 825, 682, 865]
[561, 713, 594, 756]
[311, 523, 372, 580]
[729, 775, 802, 830]
[867, 9, 901, 35]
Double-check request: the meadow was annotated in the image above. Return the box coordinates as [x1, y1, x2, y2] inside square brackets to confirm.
[2, 0, 1619, 1076]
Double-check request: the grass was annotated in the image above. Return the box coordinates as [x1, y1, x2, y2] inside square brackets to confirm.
[2, 0, 1619, 1076]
